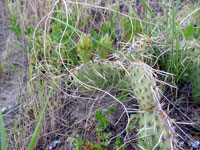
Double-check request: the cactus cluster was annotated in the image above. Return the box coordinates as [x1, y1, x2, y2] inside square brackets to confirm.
[129, 64, 174, 149]
[74, 61, 175, 149]
[74, 34, 175, 149]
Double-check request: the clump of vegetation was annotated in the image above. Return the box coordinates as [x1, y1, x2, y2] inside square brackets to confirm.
[1, 0, 200, 150]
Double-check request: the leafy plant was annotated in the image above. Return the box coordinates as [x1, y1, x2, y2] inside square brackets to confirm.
[69, 110, 114, 150]
[100, 19, 116, 41]
[114, 136, 126, 150]
[180, 17, 200, 104]
[95, 110, 111, 147]
[7, 14, 22, 37]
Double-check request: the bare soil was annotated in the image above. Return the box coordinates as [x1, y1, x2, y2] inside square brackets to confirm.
[0, 15, 27, 113]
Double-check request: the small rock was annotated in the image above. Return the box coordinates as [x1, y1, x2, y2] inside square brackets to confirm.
[48, 140, 62, 150]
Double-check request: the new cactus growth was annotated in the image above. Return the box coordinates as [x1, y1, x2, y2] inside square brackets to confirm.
[97, 34, 113, 60]
[129, 63, 174, 149]
[76, 34, 93, 64]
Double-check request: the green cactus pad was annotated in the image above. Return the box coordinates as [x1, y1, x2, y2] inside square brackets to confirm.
[138, 111, 172, 150]
[129, 64, 157, 112]
[74, 61, 125, 91]
[129, 63, 174, 149]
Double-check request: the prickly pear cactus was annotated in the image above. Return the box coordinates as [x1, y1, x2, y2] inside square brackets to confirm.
[129, 63, 174, 149]
[74, 58, 175, 149]
[74, 61, 125, 91]
[97, 34, 113, 60]
[76, 34, 93, 64]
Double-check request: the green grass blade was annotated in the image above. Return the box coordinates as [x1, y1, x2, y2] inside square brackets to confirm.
[27, 85, 54, 150]
[0, 108, 7, 150]
[140, 0, 156, 17]
[171, 0, 175, 66]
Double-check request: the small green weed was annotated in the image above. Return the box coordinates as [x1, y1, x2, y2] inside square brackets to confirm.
[69, 108, 132, 149]
[69, 110, 128, 150]
[95, 110, 111, 147]
[114, 136, 126, 150]
[7, 14, 22, 37]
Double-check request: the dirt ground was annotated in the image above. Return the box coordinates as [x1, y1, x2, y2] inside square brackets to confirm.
[0, 15, 27, 113]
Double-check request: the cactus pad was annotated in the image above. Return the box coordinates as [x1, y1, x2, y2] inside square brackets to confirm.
[74, 61, 125, 91]
[129, 63, 174, 149]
